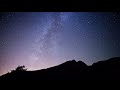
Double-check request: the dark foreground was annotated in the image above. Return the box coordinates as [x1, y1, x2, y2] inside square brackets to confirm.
[1, 57, 120, 82]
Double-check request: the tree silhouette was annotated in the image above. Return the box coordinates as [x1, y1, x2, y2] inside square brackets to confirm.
[15, 65, 27, 71]
[10, 65, 27, 72]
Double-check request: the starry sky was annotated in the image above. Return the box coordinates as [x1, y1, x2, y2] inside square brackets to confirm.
[0, 12, 120, 75]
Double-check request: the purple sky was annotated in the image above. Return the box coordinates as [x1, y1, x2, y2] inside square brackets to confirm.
[0, 12, 120, 75]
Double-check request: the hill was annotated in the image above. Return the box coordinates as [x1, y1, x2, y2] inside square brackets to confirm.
[0, 57, 120, 81]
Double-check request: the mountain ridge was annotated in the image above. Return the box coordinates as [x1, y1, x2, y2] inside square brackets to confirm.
[0, 57, 120, 81]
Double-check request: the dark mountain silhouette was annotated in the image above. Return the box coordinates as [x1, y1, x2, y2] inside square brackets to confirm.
[0, 57, 120, 81]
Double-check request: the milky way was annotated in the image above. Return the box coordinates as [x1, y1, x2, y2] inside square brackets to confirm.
[0, 12, 120, 75]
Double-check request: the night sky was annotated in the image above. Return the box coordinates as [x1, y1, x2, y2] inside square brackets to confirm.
[0, 12, 120, 75]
